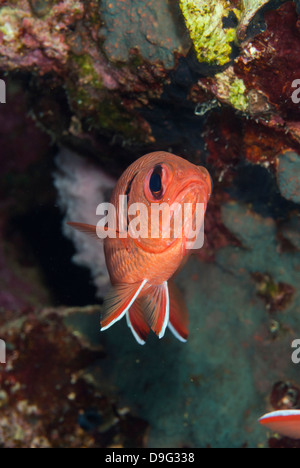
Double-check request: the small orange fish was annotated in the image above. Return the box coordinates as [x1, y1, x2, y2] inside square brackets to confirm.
[68, 151, 212, 344]
[259, 409, 300, 439]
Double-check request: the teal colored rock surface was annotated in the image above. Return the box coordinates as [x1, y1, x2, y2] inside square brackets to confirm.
[100, 0, 189, 67]
[281, 216, 300, 251]
[277, 151, 300, 204]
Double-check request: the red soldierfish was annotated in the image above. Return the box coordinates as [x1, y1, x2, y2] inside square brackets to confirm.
[68, 151, 212, 344]
[259, 409, 300, 439]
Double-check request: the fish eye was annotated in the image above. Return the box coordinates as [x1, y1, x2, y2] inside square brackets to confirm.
[144, 163, 170, 202]
[149, 165, 163, 199]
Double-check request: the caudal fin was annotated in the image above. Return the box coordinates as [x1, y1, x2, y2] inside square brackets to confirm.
[102, 280, 188, 345]
[101, 280, 147, 330]
[126, 282, 169, 344]
[126, 299, 150, 345]
[167, 281, 188, 342]
[141, 282, 169, 339]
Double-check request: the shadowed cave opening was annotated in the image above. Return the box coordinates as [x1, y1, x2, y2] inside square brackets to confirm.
[9, 206, 99, 307]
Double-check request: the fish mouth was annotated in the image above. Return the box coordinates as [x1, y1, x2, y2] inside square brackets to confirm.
[174, 179, 209, 204]
[172, 180, 208, 251]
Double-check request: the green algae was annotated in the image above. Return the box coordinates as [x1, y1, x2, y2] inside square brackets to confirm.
[228, 75, 249, 111]
[73, 54, 103, 90]
[209, 67, 250, 112]
[95, 99, 138, 137]
[179, 0, 271, 66]
[179, 0, 240, 66]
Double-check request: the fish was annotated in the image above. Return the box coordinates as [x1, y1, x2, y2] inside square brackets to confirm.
[68, 151, 212, 344]
[259, 409, 300, 439]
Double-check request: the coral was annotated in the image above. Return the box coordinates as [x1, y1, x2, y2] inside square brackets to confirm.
[179, 0, 239, 66]
[54, 148, 115, 295]
[190, 1, 300, 176]
[0, 0, 188, 144]
[199, 66, 250, 113]
[270, 381, 300, 409]
[238, 0, 271, 38]
[202, 106, 299, 193]
[0, 306, 148, 447]
[0, 2, 83, 73]
[252, 273, 296, 313]
[234, 2, 300, 125]
[179, 0, 272, 66]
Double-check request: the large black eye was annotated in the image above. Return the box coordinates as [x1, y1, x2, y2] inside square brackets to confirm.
[150, 172, 161, 192]
[149, 165, 163, 198]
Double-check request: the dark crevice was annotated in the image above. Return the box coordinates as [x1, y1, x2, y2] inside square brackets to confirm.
[228, 162, 299, 219]
[9, 206, 98, 307]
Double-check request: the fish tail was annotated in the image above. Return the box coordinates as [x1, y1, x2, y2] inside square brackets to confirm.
[104, 280, 188, 345]
[101, 280, 147, 331]
[141, 282, 170, 339]
[126, 282, 169, 344]
[126, 299, 150, 345]
[167, 280, 188, 342]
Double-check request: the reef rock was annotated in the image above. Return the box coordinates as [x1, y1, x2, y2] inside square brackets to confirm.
[277, 150, 300, 204]
[0, 0, 190, 145]
[0, 305, 148, 448]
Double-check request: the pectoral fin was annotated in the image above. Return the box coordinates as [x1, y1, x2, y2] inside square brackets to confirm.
[67, 222, 128, 245]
